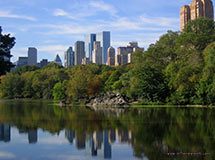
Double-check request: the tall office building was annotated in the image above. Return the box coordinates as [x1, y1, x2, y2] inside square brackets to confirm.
[75, 41, 85, 65]
[54, 54, 62, 66]
[107, 47, 115, 66]
[92, 41, 102, 65]
[28, 47, 37, 66]
[85, 34, 96, 62]
[96, 31, 110, 64]
[64, 47, 74, 68]
[180, 0, 214, 30]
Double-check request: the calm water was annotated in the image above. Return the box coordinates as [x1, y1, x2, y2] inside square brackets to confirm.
[0, 100, 214, 160]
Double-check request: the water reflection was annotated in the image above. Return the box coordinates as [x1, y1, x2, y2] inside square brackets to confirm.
[0, 124, 10, 142]
[0, 100, 214, 160]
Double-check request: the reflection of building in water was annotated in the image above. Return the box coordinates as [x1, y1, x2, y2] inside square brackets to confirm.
[93, 131, 103, 149]
[109, 129, 116, 144]
[116, 129, 132, 144]
[0, 124, 11, 142]
[104, 130, 111, 159]
[76, 131, 86, 149]
[65, 129, 75, 144]
[28, 129, 38, 144]
[91, 136, 97, 156]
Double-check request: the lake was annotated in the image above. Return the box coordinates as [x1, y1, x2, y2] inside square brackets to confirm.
[0, 100, 214, 160]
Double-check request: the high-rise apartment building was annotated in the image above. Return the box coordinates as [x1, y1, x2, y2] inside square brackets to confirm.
[75, 41, 85, 65]
[180, 5, 191, 31]
[96, 31, 110, 64]
[64, 47, 74, 68]
[92, 41, 102, 65]
[202, 0, 214, 19]
[85, 34, 96, 62]
[180, 0, 214, 31]
[28, 47, 37, 66]
[107, 47, 115, 66]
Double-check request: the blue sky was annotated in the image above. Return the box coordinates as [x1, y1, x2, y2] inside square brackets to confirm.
[0, 0, 214, 62]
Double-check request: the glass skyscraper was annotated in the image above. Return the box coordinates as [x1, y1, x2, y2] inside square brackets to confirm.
[96, 31, 110, 64]
[64, 47, 74, 68]
[85, 34, 96, 62]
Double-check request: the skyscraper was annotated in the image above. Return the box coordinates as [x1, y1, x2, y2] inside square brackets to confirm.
[180, 0, 214, 31]
[54, 54, 62, 66]
[75, 41, 85, 65]
[107, 47, 115, 66]
[96, 31, 110, 64]
[64, 47, 74, 68]
[92, 41, 102, 65]
[85, 34, 96, 62]
[28, 47, 37, 66]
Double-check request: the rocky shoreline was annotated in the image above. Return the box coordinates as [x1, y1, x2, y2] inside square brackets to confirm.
[86, 93, 130, 108]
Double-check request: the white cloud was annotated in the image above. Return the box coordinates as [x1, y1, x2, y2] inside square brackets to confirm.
[140, 16, 179, 27]
[0, 10, 36, 21]
[89, 0, 117, 15]
[53, 9, 68, 17]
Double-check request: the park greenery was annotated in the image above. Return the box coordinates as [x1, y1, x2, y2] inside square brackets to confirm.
[0, 18, 215, 105]
[0, 27, 15, 75]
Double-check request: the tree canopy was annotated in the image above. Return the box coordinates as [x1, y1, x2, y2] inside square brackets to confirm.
[0, 26, 15, 75]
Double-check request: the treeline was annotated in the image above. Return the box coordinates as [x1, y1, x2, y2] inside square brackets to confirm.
[1, 18, 215, 105]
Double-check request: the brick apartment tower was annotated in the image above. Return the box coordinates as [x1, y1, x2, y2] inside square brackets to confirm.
[180, 0, 214, 31]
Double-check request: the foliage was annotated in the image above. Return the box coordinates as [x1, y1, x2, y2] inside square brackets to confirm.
[0, 26, 16, 75]
[52, 82, 66, 101]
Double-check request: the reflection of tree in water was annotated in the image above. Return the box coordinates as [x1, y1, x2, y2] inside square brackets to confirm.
[0, 101, 215, 159]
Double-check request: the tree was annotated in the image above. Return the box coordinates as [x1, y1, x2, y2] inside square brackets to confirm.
[0, 27, 16, 75]
[197, 42, 215, 104]
[129, 51, 169, 102]
[52, 82, 66, 101]
[178, 18, 215, 52]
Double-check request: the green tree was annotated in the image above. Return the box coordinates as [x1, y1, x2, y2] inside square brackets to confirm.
[0, 73, 24, 98]
[0, 27, 16, 75]
[197, 42, 215, 104]
[53, 82, 66, 101]
[178, 18, 215, 51]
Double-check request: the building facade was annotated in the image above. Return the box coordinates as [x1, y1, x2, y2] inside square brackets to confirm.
[85, 34, 96, 62]
[107, 47, 115, 66]
[116, 42, 143, 66]
[17, 57, 28, 67]
[75, 41, 85, 65]
[28, 47, 37, 66]
[180, 5, 191, 31]
[64, 47, 74, 68]
[96, 31, 110, 64]
[180, 0, 214, 30]
[92, 41, 102, 65]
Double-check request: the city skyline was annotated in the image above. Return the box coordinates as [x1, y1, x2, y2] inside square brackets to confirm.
[0, 0, 214, 62]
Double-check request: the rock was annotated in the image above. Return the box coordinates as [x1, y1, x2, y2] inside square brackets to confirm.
[87, 93, 129, 107]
